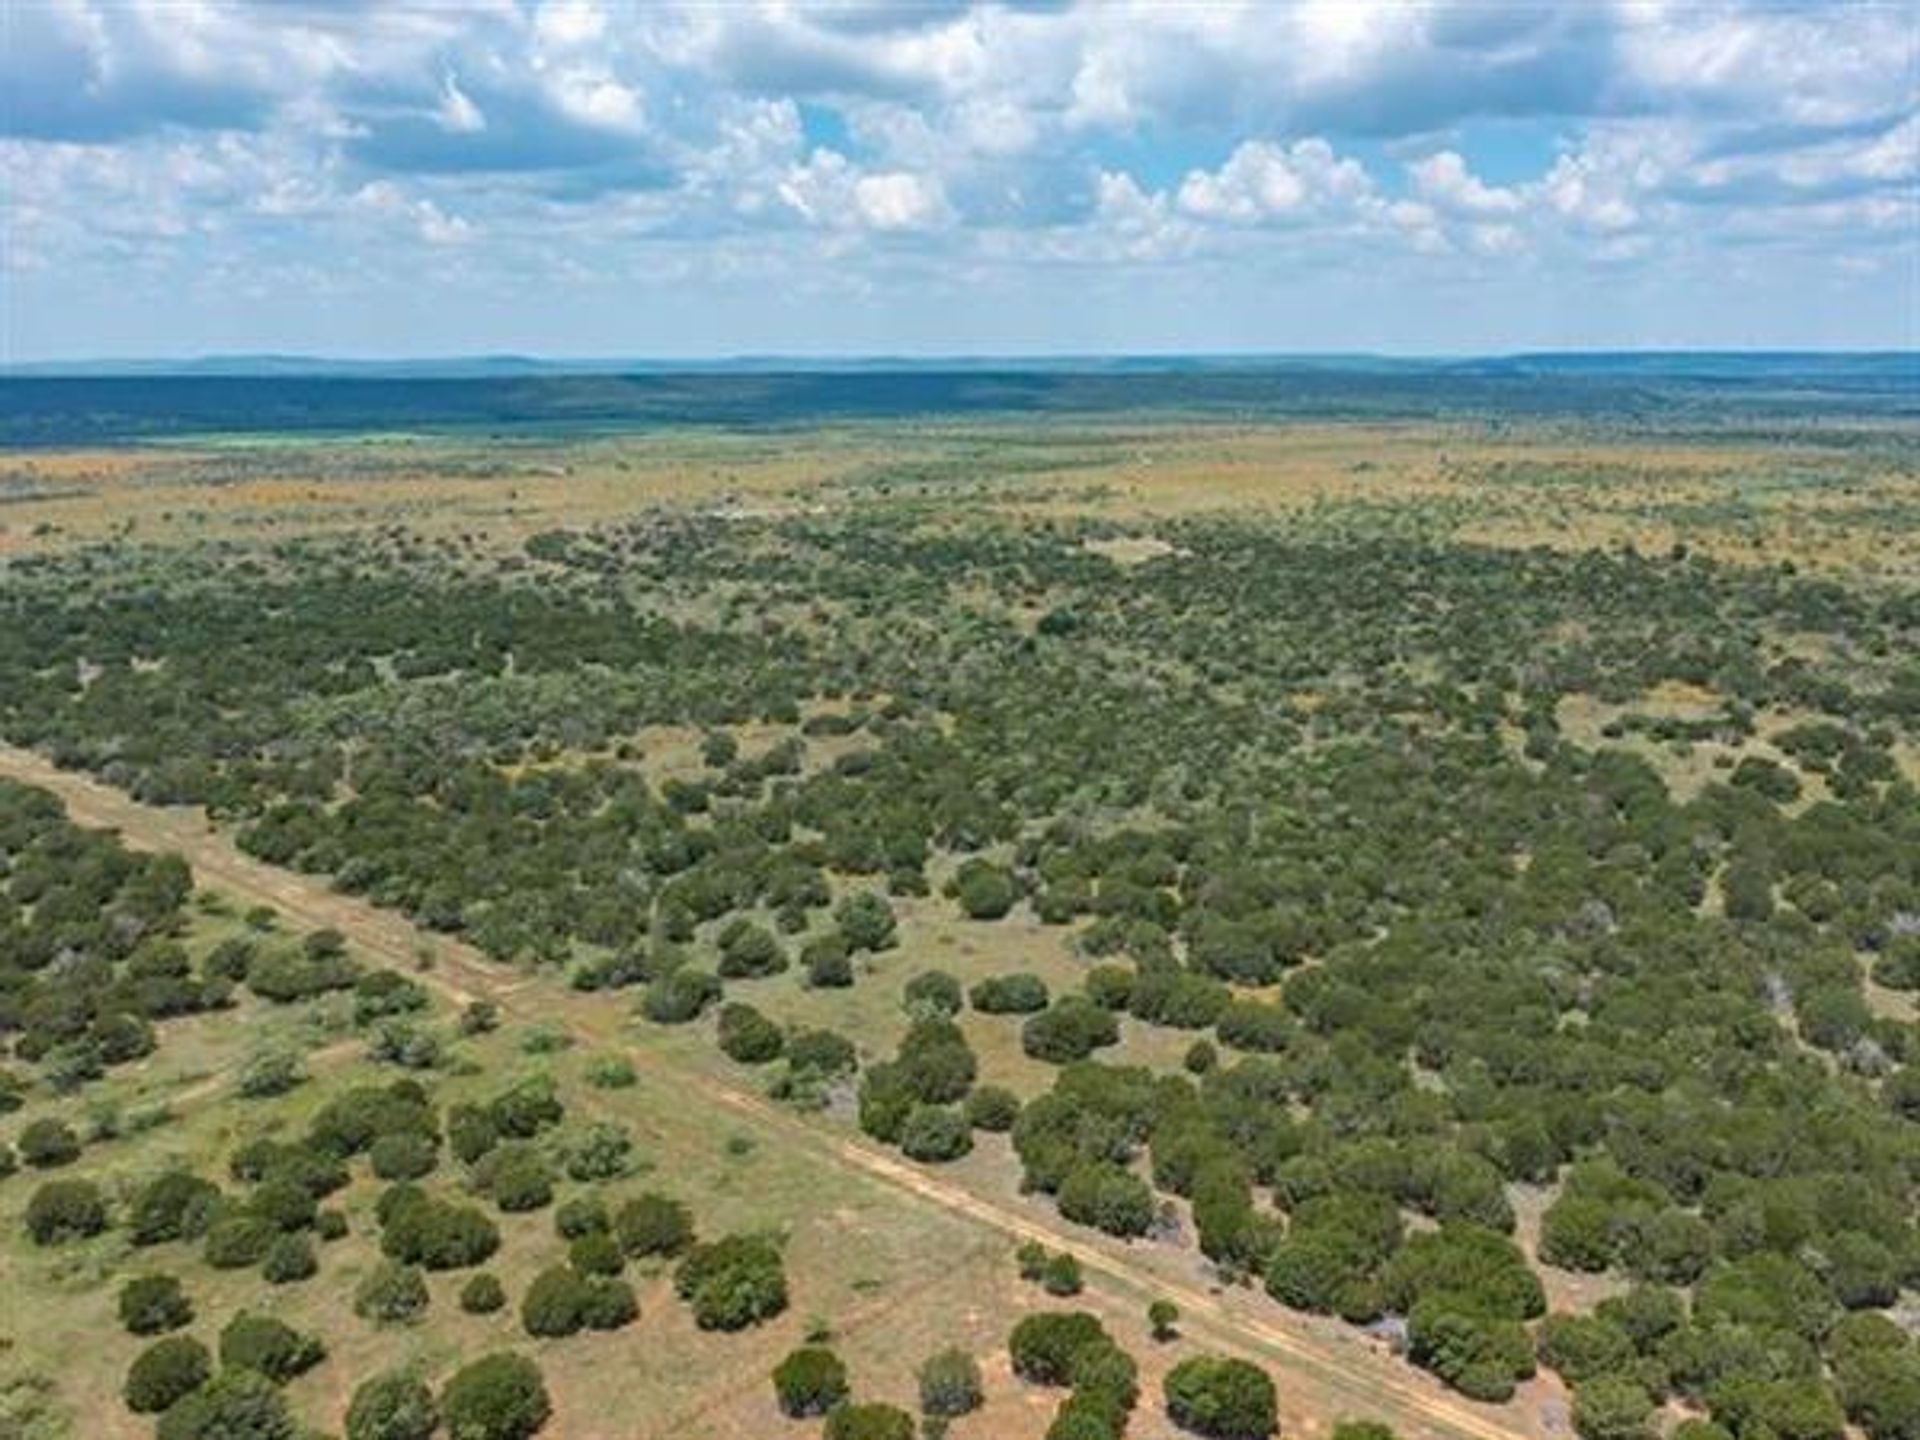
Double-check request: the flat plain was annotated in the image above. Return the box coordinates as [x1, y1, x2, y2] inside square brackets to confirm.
[1, 370, 1915, 1440]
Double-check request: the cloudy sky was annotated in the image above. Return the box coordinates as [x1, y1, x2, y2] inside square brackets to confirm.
[3, 1, 1915, 359]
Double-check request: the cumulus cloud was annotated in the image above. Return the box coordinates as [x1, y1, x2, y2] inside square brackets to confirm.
[1, 0, 1913, 351]
[778, 149, 951, 232]
[1409, 152, 1522, 217]
[1176, 139, 1374, 224]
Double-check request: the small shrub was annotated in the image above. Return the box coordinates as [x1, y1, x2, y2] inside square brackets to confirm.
[1164, 1355, 1278, 1439]
[461, 1272, 507, 1314]
[219, 1311, 326, 1382]
[970, 973, 1051, 1014]
[825, 1404, 916, 1440]
[964, 1085, 1021, 1131]
[119, 1274, 193, 1335]
[1010, 1311, 1111, 1385]
[154, 1367, 292, 1440]
[674, 1233, 789, 1330]
[772, 1346, 849, 1418]
[18, 1118, 80, 1168]
[615, 1192, 694, 1258]
[124, 1336, 211, 1413]
[25, 1178, 107, 1245]
[1149, 1299, 1180, 1341]
[900, 1105, 973, 1163]
[717, 1002, 786, 1064]
[439, 1352, 551, 1440]
[262, 1233, 318, 1284]
[904, 970, 964, 1016]
[346, 1370, 439, 1440]
[356, 1260, 430, 1324]
[919, 1347, 984, 1417]
[585, 1055, 636, 1089]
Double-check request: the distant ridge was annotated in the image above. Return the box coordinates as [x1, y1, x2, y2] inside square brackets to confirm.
[6, 351, 1914, 381]
[3, 355, 1913, 447]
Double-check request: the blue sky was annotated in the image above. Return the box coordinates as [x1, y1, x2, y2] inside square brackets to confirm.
[3, 1, 1915, 359]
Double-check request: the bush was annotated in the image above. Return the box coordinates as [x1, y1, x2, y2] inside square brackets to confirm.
[584, 1054, 637, 1089]
[919, 1347, 984, 1417]
[581, 1275, 639, 1331]
[824, 1404, 916, 1440]
[1011, 1312, 1111, 1385]
[717, 1002, 785, 1064]
[717, 920, 787, 978]
[952, 860, 1018, 920]
[262, 1233, 318, 1284]
[19, 1118, 80, 1168]
[347, 1370, 439, 1440]
[154, 1367, 294, 1440]
[1070, 1341, 1140, 1421]
[674, 1233, 789, 1330]
[642, 968, 722, 1024]
[904, 970, 963, 1016]
[1044, 1252, 1085, 1296]
[474, 1143, 553, 1212]
[204, 1213, 276, 1268]
[129, 1172, 220, 1244]
[249, 1176, 318, 1232]
[772, 1346, 849, 1418]
[900, 1104, 973, 1162]
[460, 1272, 508, 1314]
[356, 1260, 430, 1324]
[615, 1193, 694, 1258]
[449, 1104, 501, 1164]
[125, 1335, 211, 1413]
[521, 1265, 593, 1338]
[369, 1131, 440, 1181]
[555, 1195, 609, 1239]
[380, 1192, 500, 1269]
[825, 893, 889, 952]
[971, 973, 1051, 1013]
[119, 1273, 193, 1334]
[440, 1353, 551, 1440]
[803, 936, 855, 988]
[786, 1027, 858, 1078]
[1058, 1162, 1155, 1238]
[556, 1120, 634, 1182]
[26, 1177, 108, 1244]
[569, 1231, 624, 1276]
[1164, 1356, 1279, 1439]
[219, 1311, 326, 1382]
[965, 1085, 1021, 1131]
[237, 1049, 306, 1099]
[1149, 1298, 1180, 1341]
[1023, 999, 1120, 1063]
[1572, 1376, 1655, 1440]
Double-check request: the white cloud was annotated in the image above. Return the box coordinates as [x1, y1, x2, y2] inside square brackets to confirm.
[438, 74, 486, 135]
[1176, 139, 1372, 223]
[1409, 151, 1522, 216]
[778, 148, 950, 232]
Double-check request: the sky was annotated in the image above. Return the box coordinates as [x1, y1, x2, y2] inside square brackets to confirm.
[2, 0, 1916, 360]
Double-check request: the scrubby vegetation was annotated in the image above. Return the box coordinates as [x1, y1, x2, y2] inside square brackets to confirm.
[0, 400, 1915, 1439]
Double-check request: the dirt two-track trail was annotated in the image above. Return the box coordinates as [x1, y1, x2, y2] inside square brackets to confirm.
[0, 742, 1537, 1440]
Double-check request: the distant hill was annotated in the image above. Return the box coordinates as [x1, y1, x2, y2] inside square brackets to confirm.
[1, 355, 1913, 446]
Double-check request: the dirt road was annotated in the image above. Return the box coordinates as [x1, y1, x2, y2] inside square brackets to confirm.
[0, 742, 1536, 1440]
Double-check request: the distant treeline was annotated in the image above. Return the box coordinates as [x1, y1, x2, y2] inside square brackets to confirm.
[1, 357, 1915, 446]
